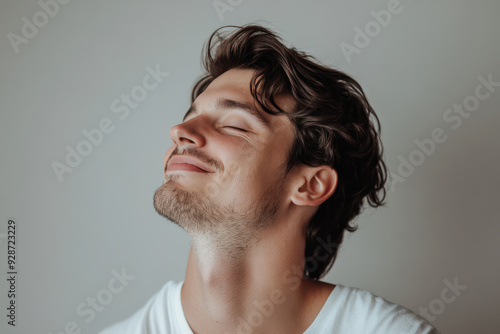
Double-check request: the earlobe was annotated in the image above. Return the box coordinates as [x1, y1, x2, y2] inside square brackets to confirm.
[290, 167, 338, 207]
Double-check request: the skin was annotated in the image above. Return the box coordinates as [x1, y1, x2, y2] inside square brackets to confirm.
[153, 68, 339, 334]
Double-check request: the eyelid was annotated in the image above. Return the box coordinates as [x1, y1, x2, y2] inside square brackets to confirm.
[183, 113, 251, 132]
[220, 116, 251, 132]
[222, 125, 248, 132]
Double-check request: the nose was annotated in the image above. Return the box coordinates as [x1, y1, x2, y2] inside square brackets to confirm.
[169, 118, 206, 148]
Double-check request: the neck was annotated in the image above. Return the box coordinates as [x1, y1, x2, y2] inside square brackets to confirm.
[180, 215, 330, 334]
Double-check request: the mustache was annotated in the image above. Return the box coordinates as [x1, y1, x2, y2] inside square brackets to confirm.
[165, 147, 222, 174]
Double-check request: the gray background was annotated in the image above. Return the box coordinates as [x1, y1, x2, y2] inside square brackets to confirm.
[1, 0, 499, 333]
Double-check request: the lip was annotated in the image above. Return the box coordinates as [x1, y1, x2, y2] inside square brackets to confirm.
[166, 155, 214, 173]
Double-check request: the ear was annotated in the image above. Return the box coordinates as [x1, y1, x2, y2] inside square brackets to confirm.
[290, 166, 338, 207]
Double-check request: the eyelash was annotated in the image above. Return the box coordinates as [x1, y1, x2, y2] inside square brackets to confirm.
[223, 125, 248, 132]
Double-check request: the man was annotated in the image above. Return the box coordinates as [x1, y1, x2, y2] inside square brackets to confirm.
[100, 25, 439, 333]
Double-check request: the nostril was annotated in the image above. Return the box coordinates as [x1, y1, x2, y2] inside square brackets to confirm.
[180, 136, 195, 144]
[170, 122, 205, 148]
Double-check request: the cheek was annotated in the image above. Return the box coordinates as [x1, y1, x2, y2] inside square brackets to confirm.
[216, 135, 282, 183]
[229, 155, 272, 188]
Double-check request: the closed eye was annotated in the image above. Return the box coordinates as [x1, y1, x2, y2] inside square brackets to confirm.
[223, 126, 248, 132]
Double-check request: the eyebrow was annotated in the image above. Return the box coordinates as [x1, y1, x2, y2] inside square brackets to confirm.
[183, 98, 269, 127]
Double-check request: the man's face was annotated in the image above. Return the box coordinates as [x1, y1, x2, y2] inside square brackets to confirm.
[153, 69, 295, 240]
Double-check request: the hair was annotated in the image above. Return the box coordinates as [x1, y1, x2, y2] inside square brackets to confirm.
[190, 24, 388, 279]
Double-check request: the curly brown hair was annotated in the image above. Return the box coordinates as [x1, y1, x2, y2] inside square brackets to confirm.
[190, 24, 388, 279]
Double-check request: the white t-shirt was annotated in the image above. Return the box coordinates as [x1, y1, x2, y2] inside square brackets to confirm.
[99, 280, 439, 334]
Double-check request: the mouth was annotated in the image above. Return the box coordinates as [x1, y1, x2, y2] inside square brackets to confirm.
[166, 155, 214, 173]
[167, 163, 209, 173]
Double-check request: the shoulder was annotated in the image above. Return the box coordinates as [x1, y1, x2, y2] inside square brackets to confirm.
[325, 285, 440, 334]
[98, 280, 180, 334]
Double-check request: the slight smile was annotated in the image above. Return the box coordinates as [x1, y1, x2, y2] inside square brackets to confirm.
[166, 155, 214, 173]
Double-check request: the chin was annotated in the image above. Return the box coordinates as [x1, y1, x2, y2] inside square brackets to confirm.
[153, 182, 211, 232]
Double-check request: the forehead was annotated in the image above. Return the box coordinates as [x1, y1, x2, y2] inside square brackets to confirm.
[199, 68, 258, 105]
